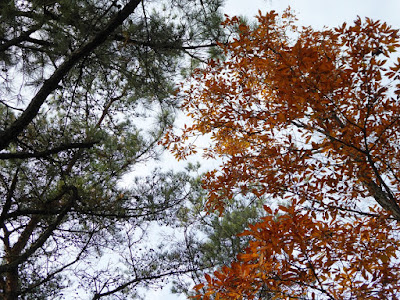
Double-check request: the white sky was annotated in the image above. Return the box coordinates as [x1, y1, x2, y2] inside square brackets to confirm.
[225, 0, 400, 29]
[145, 1, 400, 299]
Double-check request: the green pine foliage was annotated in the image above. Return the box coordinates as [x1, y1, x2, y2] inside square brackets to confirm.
[162, 169, 267, 298]
[0, 0, 224, 298]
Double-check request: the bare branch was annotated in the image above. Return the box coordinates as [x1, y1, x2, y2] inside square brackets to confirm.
[92, 269, 198, 299]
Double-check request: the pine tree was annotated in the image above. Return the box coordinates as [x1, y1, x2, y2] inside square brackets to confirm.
[0, 0, 223, 298]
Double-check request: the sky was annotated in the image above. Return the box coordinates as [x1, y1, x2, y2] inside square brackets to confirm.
[144, 0, 400, 299]
[225, 0, 400, 29]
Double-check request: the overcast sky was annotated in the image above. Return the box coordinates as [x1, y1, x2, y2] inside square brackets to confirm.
[145, 1, 400, 299]
[226, 0, 400, 29]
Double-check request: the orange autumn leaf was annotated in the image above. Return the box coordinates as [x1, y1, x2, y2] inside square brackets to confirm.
[169, 7, 400, 300]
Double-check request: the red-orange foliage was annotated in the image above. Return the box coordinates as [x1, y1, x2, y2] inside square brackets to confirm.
[164, 9, 400, 299]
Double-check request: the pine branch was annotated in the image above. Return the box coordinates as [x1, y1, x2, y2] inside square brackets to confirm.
[0, 141, 98, 160]
[0, 0, 142, 151]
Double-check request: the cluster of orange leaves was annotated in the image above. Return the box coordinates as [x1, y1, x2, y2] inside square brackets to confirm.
[163, 8, 400, 299]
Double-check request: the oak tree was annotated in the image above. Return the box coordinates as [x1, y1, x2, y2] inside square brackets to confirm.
[166, 9, 400, 299]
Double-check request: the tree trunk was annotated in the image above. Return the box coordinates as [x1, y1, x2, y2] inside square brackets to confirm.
[4, 266, 19, 300]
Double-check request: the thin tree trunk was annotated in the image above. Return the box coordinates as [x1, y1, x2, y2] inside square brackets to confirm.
[4, 266, 19, 300]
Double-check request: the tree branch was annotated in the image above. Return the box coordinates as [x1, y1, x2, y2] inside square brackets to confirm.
[0, 186, 79, 273]
[0, 141, 98, 160]
[92, 269, 198, 299]
[0, 24, 43, 53]
[0, 0, 143, 151]
[0, 169, 19, 227]
[19, 230, 95, 296]
[114, 34, 219, 50]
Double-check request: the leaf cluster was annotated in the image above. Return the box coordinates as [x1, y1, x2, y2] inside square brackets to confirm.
[168, 8, 400, 300]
